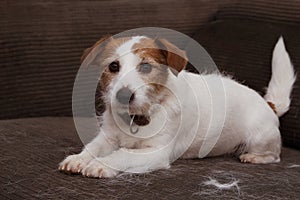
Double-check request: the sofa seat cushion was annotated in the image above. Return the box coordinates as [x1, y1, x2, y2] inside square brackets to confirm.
[1, 117, 299, 199]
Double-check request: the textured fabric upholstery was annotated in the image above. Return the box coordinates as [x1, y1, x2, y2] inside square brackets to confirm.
[1, 118, 299, 199]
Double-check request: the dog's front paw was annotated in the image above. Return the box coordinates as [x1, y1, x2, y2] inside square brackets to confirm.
[82, 159, 118, 178]
[58, 154, 92, 174]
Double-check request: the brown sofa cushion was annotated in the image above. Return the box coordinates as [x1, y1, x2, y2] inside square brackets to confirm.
[1, 117, 299, 199]
[3, 0, 300, 120]
[0, 0, 229, 119]
[189, 19, 300, 149]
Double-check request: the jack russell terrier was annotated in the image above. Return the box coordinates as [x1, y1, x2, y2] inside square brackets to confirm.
[59, 35, 295, 178]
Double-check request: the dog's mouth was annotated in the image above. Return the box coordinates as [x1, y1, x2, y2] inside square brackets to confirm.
[119, 113, 151, 127]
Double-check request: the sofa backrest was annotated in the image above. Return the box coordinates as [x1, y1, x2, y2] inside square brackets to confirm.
[1, 0, 300, 120]
[0, 0, 230, 119]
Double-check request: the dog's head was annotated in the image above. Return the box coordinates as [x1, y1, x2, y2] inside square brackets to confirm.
[81, 36, 187, 128]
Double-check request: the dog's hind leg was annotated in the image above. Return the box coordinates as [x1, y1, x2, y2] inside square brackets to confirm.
[239, 126, 281, 164]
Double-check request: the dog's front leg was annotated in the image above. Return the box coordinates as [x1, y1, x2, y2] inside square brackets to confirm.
[58, 131, 118, 174]
[82, 145, 172, 178]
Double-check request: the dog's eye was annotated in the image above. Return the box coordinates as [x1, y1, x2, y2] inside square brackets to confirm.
[109, 61, 120, 73]
[139, 63, 152, 74]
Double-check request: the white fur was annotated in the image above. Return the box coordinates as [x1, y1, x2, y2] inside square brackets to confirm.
[203, 177, 240, 191]
[264, 37, 296, 117]
[59, 37, 296, 178]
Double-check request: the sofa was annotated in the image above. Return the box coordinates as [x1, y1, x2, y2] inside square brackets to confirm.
[1, 0, 299, 199]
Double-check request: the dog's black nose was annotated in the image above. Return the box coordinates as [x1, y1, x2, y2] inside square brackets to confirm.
[116, 87, 135, 104]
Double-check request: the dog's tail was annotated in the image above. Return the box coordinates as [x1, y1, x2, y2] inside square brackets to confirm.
[264, 37, 296, 117]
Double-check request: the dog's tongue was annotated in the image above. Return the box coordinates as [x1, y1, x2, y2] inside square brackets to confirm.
[130, 115, 150, 126]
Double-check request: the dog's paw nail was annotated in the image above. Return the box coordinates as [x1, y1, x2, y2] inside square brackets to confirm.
[98, 169, 103, 177]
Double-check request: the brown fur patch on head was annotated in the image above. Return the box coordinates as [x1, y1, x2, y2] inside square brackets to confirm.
[133, 38, 167, 64]
[132, 38, 169, 96]
[99, 37, 134, 93]
[82, 37, 133, 93]
[100, 37, 133, 59]
[267, 101, 277, 114]
[99, 69, 115, 93]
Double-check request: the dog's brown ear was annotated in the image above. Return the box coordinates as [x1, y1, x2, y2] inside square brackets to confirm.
[80, 35, 112, 64]
[156, 38, 188, 76]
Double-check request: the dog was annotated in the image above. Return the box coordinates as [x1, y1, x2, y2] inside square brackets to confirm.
[59, 35, 296, 178]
